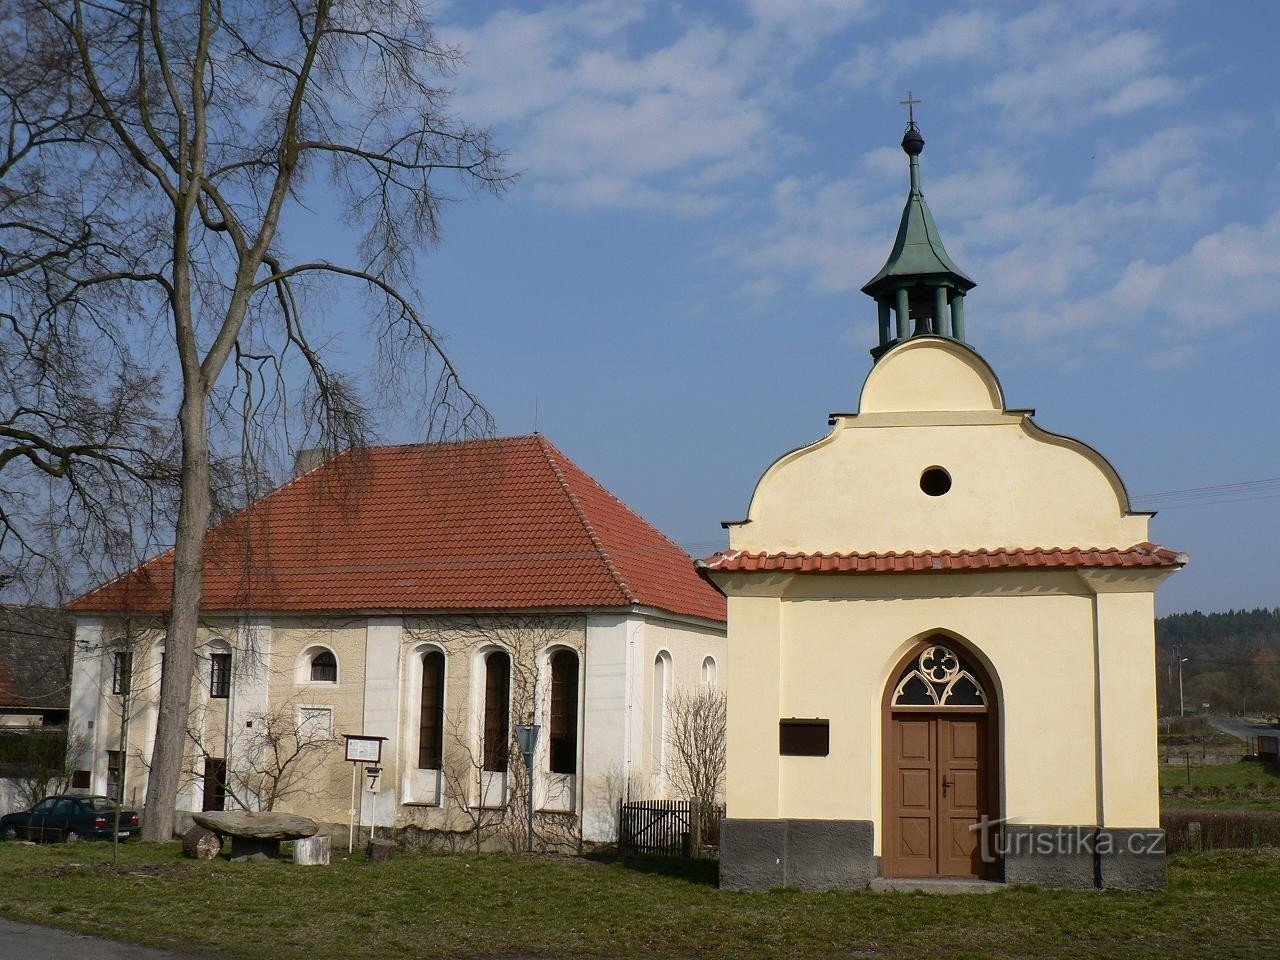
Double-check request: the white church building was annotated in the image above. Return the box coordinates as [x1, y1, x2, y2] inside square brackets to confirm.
[66, 435, 726, 845]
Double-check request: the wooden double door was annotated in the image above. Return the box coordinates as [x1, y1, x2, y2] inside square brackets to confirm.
[885, 712, 993, 878]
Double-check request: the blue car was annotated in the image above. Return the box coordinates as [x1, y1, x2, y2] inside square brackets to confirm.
[0, 794, 141, 842]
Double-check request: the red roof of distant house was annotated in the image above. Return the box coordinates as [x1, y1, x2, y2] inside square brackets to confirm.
[69, 435, 726, 622]
[698, 543, 1186, 574]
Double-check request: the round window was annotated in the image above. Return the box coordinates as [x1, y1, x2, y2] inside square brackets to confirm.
[920, 467, 952, 497]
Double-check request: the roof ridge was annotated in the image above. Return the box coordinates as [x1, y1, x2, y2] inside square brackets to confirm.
[533, 435, 637, 606]
[358, 434, 540, 453]
[539, 435, 705, 564]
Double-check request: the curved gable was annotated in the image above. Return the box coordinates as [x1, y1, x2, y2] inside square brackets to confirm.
[859, 337, 1003, 414]
[731, 339, 1150, 554]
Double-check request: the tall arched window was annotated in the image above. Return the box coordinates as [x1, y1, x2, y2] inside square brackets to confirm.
[482, 650, 511, 772]
[651, 651, 671, 771]
[549, 650, 579, 775]
[418, 651, 445, 770]
[310, 649, 337, 682]
[701, 655, 718, 686]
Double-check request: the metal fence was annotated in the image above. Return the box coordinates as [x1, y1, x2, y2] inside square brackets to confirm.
[617, 799, 724, 857]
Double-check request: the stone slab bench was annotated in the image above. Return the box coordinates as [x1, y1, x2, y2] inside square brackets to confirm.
[191, 811, 318, 861]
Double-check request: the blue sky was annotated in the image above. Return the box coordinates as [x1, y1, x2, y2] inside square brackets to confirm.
[302, 0, 1279, 615]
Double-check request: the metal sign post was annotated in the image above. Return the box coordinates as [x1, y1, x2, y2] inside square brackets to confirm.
[342, 734, 386, 853]
[515, 724, 540, 853]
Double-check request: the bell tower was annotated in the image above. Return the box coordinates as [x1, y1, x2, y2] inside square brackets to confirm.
[862, 93, 976, 359]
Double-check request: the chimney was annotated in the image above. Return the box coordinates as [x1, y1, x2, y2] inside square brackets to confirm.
[292, 447, 329, 477]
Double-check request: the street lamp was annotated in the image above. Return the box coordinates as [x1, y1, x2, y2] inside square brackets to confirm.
[515, 724, 540, 853]
[1179, 657, 1190, 717]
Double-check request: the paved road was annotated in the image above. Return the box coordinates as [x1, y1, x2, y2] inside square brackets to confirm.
[1208, 715, 1277, 743]
[0, 918, 205, 960]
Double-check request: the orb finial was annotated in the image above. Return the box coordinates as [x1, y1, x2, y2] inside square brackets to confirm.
[899, 90, 924, 155]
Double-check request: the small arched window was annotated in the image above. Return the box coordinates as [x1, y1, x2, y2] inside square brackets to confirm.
[310, 649, 338, 683]
[482, 650, 511, 772]
[549, 650, 579, 775]
[418, 651, 445, 770]
[701, 655, 718, 686]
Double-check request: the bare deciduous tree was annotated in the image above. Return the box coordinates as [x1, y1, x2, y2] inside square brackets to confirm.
[665, 685, 727, 855]
[0, 8, 171, 602]
[186, 696, 338, 812]
[6, 1, 510, 837]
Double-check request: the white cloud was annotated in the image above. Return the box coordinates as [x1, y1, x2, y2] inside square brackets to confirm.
[980, 28, 1183, 126]
[442, 3, 827, 215]
[730, 112, 1266, 363]
[437, 2, 1266, 368]
[835, 4, 1187, 129]
[744, 0, 879, 45]
[835, 9, 998, 89]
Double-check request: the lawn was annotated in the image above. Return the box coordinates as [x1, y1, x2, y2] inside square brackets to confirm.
[1, 842, 1279, 959]
[1161, 760, 1280, 811]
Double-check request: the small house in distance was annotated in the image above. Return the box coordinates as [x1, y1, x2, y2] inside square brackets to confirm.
[700, 116, 1184, 891]
[65, 435, 725, 844]
[0, 607, 72, 729]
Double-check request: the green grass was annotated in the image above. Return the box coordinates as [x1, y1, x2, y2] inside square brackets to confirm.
[1161, 761, 1280, 811]
[2, 842, 1280, 959]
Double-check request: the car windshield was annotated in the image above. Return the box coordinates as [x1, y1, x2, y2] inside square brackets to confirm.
[86, 797, 121, 812]
[31, 798, 57, 812]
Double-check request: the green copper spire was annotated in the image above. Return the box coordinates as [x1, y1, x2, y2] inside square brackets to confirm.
[863, 94, 975, 358]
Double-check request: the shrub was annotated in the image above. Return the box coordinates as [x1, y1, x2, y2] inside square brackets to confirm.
[1162, 809, 1280, 853]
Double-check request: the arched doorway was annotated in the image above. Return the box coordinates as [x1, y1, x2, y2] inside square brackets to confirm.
[882, 636, 999, 879]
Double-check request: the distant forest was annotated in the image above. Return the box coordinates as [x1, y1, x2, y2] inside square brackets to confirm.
[1156, 608, 1280, 717]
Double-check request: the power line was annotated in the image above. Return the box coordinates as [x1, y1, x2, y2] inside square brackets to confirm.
[1132, 476, 1280, 508]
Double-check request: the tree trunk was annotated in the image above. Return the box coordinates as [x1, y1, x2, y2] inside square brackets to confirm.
[141, 388, 211, 840]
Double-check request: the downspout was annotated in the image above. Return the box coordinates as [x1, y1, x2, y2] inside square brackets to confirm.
[1088, 579, 1106, 886]
[576, 617, 587, 849]
[225, 626, 237, 809]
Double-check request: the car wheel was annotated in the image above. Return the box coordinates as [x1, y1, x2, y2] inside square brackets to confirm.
[1, 827, 15, 841]
[64, 829, 81, 844]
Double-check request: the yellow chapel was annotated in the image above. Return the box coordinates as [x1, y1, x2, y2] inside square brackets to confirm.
[700, 113, 1184, 891]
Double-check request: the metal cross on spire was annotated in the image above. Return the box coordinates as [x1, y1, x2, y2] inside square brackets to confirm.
[899, 91, 921, 126]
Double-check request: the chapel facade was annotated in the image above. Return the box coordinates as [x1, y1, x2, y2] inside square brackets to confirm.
[700, 116, 1184, 890]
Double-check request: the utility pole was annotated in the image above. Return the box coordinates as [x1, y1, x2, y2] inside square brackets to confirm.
[1179, 654, 1189, 717]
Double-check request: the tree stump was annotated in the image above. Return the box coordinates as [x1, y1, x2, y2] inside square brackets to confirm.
[366, 837, 396, 862]
[182, 825, 223, 861]
[293, 834, 331, 866]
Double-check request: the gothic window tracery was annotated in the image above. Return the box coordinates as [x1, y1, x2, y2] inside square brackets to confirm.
[891, 642, 987, 708]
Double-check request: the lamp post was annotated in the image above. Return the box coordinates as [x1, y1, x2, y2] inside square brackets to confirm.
[515, 724, 540, 853]
[1179, 657, 1189, 717]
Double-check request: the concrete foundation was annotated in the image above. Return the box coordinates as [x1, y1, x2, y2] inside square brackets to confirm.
[1002, 824, 1167, 889]
[723, 819, 1167, 891]
[1095, 828, 1167, 890]
[720, 818, 877, 891]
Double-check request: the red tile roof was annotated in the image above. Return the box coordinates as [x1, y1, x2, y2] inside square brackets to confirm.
[69, 436, 726, 622]
[698, 543, 1186, 574]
